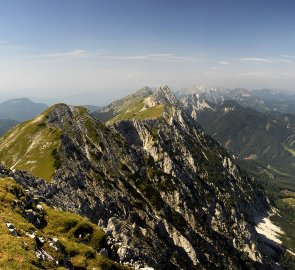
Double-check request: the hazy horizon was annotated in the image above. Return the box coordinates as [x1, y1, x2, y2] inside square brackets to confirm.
[0, 0, 294, 103]
[1, 84, 295, 107]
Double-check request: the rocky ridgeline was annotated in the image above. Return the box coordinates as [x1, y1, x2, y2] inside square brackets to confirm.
[0, 86, 284, 269]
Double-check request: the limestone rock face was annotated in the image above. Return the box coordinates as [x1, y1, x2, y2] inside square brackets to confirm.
[0, 87, 283, 269]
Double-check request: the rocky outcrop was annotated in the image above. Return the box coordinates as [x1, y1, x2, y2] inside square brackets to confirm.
[0, 87, 284, 269]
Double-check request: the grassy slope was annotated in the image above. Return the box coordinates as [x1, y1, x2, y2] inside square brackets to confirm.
[0, 109, 61, 181]
[108, 98, 164, 124]
[95, 87, 152, 122]
[0, 177, 126, 270]
[0, 178, 37, 269]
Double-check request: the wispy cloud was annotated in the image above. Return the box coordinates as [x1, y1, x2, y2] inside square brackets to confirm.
[280, 55, 295, 59]
[239, 57, 293, 64]
[30, 49, 88, 58]
[25, 50, 200, 63]
[219, 61, 230, 65]
[239, 57, 275, 64]
[100, 53, 199, 63]
[276, 58, 292, 63]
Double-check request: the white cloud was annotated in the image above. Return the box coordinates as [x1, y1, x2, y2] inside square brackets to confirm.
[99, 53, 199, 63]
[280, 55, 295, 59]
[276, 58, 292, 63]
[148, 53, 173, 57]
[238, 57, 293, 64]
[28, 49, 88, 59]
[219, 61, 230, 65]
[22, 49, 202, 63]
[239, 57, 275, 64]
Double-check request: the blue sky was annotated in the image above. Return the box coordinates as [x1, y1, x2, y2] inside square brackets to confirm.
[0, 0, 294, 104]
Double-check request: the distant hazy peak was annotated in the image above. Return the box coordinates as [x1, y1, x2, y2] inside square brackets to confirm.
[2, 97, 31, 103]
[0, 97, 45, 104]
[0, 98, 48, 122]
[195, 85, 227, 92]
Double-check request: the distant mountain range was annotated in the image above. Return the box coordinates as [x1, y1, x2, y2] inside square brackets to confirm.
[180, 88, 295, 181]
[0, 98, 48, 122]
[0, 119, 19, 136]
[177, 86, 295, 114]
[0, 98, 48, 136]
[186, 99, 295, 176]
[0, 86, 295, 268]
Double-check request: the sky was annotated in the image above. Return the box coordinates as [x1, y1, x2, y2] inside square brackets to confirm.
[0, 0, 294, 105]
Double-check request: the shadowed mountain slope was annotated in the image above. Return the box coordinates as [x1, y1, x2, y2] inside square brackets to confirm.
[0, 86, 283, 269]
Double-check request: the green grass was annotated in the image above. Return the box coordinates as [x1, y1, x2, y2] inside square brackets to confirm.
[43, 205, 106, 251]
[281, 190, 295, 198]
[0, 177, 43, 269]
[0, 177, 127, 270]
[132, 105, 164, 120]
[108, 98, 164, 123]
[0, 111, 62, 181]
[283, 197, 295, 207]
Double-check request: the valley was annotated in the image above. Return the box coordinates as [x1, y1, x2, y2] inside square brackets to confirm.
[180, 86, 295, 269]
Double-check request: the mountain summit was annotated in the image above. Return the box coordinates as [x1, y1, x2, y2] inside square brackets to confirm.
[0, 87, 284, 269]
[0, 98, 48, 122]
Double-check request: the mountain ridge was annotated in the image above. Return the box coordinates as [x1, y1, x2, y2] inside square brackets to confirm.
[0, 86, 285, 269]
[0, 98, 48, 122]
[177, 86, 295, 114]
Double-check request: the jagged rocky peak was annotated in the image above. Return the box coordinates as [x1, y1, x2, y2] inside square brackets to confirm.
[192, 85, 228, 103]
[100, 86, 153, 114]
[45, 103, 75, 124]
[180, 93, 212, 120]
[176, 85, 230, 103]
[93, 86, 154, 122]
[0, 89, 284, 269]
[229, 88, 251, 98]
[151, 85, 179, 106]
[42, 103, 92, 131]
[95, 85, 180, 124]
[0, 103, 102, 181]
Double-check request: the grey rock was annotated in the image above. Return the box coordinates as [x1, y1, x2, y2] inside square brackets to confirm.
[0, 88, 283, 269]
[35, 248, 53, 261]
